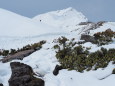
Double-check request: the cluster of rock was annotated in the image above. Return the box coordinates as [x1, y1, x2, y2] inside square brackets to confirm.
[78, 21, 106, 34]
[79, 21, 106, 29]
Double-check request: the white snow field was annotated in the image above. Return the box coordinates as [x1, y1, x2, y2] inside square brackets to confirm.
[0, 8, 66, 37]
[0, 7, 115, 86]
[33, 7, 88, 31]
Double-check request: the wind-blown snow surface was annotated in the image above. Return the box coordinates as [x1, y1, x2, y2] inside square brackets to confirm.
[0, 7, 115, 86]
[0, 8, 66, 37]
[33, 7, 88, 31]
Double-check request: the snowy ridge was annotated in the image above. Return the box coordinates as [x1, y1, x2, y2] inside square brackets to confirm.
[0, 8, 65, 37]
[33, 7, 88, 31]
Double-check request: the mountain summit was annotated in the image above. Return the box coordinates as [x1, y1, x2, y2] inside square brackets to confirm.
[33, 7, 88, 29]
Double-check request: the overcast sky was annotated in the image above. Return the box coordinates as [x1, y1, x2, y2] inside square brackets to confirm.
[0, 0, 115, 22]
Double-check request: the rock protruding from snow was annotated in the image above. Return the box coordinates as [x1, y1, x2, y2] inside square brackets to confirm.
[9, 62, 44, 86]
[33, 7, 88, 31]
[1, 49, 35, 63]
[81, 34, 97, 44]
[53, 65, 63, 76]
[112, 68, 115, 74]
[0, 83, 3, 86]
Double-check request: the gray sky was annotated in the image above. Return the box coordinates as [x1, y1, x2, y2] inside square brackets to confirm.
[0, 0, 115, 22]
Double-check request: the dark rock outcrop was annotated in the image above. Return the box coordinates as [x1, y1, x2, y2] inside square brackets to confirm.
[79, 21, 106, 35]
[0, 83, 3, 86]
[112, 68, 115, 74]
[81, 34, 97, 44]
[97, 21, 106, 26]
[1, 49, 35, 63]
[79, 21, 93, 25]
[9, 62, 44, 86]
[53, 65, 63, 75]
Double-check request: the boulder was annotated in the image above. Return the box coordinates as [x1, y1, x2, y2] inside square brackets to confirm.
[53, 65, 63, 75]
[81, 34, 97, 44]
[0, 83, 3, 86]
[112, 68, 115, 74]
[9, 62, 44, 86]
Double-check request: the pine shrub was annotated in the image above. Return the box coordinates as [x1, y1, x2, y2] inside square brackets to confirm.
[94, 29, 115, 46]
[54, 37, 115, 72]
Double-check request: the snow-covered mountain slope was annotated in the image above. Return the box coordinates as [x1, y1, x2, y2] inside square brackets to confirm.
[0, 7, 115, 86]
[0, 8, 65, 37]
[33, 7, 88, 31]
[0, 7, 88, 49]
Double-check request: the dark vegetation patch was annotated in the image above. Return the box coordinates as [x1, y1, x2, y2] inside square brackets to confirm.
[0, 40, 46, 63]
[53, 36, 115, 72]
[0, 40, 46, 56]
[81, 29, 115, 46]
[93, 29, 115, 46]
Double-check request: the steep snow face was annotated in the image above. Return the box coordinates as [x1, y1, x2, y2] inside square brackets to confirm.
[0, 8, 65, 37]
[33, 7, 88, 31]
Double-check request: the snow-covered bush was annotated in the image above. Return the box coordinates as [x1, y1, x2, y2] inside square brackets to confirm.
[53, 37, 89, 72]
[54, 37, 115, 72]
[94, 29, 115, 46]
